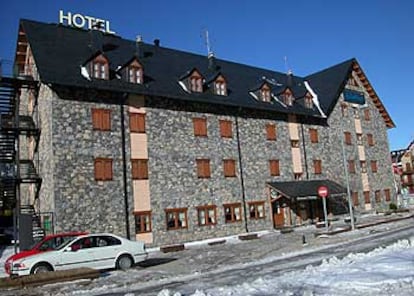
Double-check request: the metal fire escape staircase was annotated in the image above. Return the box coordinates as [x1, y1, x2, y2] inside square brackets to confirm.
[0, 75, 42, 213]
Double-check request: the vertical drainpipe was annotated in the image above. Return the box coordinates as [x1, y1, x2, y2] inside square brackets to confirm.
[120, 96, 130, 239]
[235, 113, 248, 233]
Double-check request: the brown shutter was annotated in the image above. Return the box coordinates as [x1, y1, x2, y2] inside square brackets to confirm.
[266, 124, 277, 140]
[197, 159, 210, 178]
[223, 159, 236, 177]
[314, 160, 322, 174]
[193, 118, 207, 137]
[269, 160, 280, 176]
[371, 160, 377, 173]
[309, 128, 318, 143]
[94, 159, 103, 180]
[364, 191, 370, 204]
[344, 132, 352, 145]
[220, 120, 232, 138]
[103, 159, 112, 180]
[352, 191, 359, 206]
[130, 113, 146, 133]
[132, 159, 148, 179]
[92, 109, 101, 130]
[103, 109, 111, 130]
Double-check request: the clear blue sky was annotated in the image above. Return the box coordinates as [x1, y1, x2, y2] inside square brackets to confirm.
[1, 0, 412, 150]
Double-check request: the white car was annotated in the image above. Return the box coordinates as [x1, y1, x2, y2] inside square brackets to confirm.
[10, 233, 148, 276]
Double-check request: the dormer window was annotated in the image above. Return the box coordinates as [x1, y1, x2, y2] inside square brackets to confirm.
[304, 92, 313, 109]
[127, 60, 143, 84]
[189, 71, 203, 93]
[89, 54, 109, 80]
[260, 84, 271, 102]
[283, 88, 294, 106]
[214, 75, 227, 96]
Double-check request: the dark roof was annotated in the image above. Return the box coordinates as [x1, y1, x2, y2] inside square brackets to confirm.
[267, 179, 347, 199]
[18, 19, 392, 124]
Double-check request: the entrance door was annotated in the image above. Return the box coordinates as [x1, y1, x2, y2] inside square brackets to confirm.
[273, 201, 285, 228]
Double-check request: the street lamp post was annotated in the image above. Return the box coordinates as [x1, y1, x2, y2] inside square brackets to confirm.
[340, 100, 356, 231]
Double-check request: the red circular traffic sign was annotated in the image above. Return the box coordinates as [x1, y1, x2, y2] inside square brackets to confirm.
[318, 185, 329, 198]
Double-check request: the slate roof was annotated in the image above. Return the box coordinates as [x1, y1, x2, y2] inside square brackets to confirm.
[17, 19, 393, 125]
[267, 179, 347, 199]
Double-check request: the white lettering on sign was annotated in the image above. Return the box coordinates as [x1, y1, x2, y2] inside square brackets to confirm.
[59, 10, 115, 34]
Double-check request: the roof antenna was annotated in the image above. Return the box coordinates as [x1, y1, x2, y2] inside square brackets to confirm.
[205, 30, 213, 57]
[284, 56, 292, 75]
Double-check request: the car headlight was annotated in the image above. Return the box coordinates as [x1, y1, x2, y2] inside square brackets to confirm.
[12, 263, 26, 269]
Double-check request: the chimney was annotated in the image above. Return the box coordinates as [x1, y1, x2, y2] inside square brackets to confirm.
[286, 70, 293, 87]
[154, 39, 160, 47]
[136, 35, 143, 58]
[208, 51, 216, 71]
[89, 21, 104, 52]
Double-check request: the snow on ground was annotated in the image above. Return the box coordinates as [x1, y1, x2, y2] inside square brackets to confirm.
[158, 238, 414, 296]
[1, 215, 413, 295]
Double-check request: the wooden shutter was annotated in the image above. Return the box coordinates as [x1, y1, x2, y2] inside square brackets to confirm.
[367, 134, 374, 146]
[371, 160, 377, 173]
[223, 159, 236, 177]
[95, 158, 112, 181]
[364, 191, 370, 204]
[266, 124, 277, 140]
[384, 189, 391, 201]
[130, 113, 146, 133]
[309, 128, 318, 143]
[364, 109, 371, 121]
[352, 191, 359, 206]
[348, 160, 355, 173]
[92, 109, 111, 130]
[219, 120, 232, 138]
[197, 159, 210, 178]
[269, 160, 280, 176]
[313, 160, 322, 174]
[132, 159, 148, 179]
[193, 118, 207, 137]
[344, 132, 352, 145]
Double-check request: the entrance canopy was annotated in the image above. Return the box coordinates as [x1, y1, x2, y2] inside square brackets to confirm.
[267, 179, 347, 200]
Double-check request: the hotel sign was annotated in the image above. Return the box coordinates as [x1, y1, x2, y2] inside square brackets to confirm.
[59, 10, 115, 34]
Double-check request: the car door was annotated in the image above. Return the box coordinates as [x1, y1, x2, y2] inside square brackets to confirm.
[55, 237, 98, 270]
[92, 235, 123, 269]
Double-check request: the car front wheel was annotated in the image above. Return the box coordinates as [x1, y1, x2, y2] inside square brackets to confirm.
[116, 255, 133, 270]
[31, 263, 52, 274]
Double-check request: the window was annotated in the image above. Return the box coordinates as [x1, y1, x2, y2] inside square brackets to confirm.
[313, 159, 322, 174]
[266, 123, 277, 141]
[356, 133, 363, 145]
[134, 211, 151, 233]
[196, 159, 211, 178]
[291, 139, 299, 148]
[189, 71, 203, 92]
[214, 76, 227, 96]
[128, 60, 143, 84]
[248, 201, 265, 219]
[352, 191, 359, 206]
[224, 203, 242, 223]
[197, 205, 216, 226]
[294, 173, 303, 180]
[348, 160, 356, 173]
[367, 134, 374, 146]
[92, 108, 111, 131]
[371, 160, 378, 173]
[364, 109, 371, 121]
[283, 88, 294, 106]
[344, 132, 352, 145]
[94, 158, 113, 181]
[341, 103, 348, 117]
[384, 189, 391, 201]
[360, 161, 367, 173]
[309, 128, 318, 143]
[165, 208, 188, 230]
[130, 113, 145, 133]
[219, 120, 232, 138]
[260, 84, 271, 102]
[131, 159, 148, 180]
[223, 159, 236, 177]
[269, 159, 280, 176]
[375, 190, 381, 203]
[304, 93, 313, 109]
[364, 191, 370, 204]
[90, 55, 108, 79]
[193, 118, 207, 137]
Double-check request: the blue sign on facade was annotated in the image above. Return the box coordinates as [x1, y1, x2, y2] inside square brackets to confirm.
[343, 89, 365, 105]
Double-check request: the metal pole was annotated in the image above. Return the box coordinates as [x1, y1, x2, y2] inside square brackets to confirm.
[322, 197, 328, 231]
[340, 103, 355, 230]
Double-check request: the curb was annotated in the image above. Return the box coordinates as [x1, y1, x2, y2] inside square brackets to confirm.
[0, 267, 100, 289]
